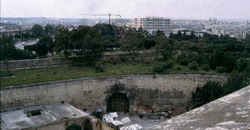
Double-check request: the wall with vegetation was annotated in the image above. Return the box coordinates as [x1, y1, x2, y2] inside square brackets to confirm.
[0, 52, 151, 70]
[0, 74, 227, 115]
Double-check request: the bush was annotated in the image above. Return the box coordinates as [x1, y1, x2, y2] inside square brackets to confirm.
[153, 66, 165, 73]
[153, 62, 173, 73]
[119, 55, 127, 62]
[202, 64, 210, 71]
[107, 56, 120, 64]
[216, 66, 228, 73]
[189, 81, 223, 109]
[95, 63, 104, 73]
[188, 61, 199, 70]
[189, 74, 249, 110]
[177, 53, 190, 66]
[235, 58, 248, 72]
[0, 71, 14, 77]
[176, 67, 182, 70]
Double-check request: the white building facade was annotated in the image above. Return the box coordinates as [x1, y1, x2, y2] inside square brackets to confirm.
[112, 18, 131, 26]
[128, 17, 171, 37]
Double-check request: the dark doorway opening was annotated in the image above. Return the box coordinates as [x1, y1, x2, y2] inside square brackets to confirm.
[66, 124, 81, 130]
[107, 93, 129, 112]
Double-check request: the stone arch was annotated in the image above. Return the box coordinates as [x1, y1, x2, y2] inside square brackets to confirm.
[66, 124, 82, 130]
[107, 93, 129, 113]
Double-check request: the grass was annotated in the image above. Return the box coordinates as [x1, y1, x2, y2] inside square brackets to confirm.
[0, 60, 226, 87]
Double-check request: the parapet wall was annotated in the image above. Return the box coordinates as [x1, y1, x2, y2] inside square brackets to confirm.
[0, 74, 227, 115]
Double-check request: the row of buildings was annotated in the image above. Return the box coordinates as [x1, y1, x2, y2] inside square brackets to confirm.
[111, 17, 171, 37]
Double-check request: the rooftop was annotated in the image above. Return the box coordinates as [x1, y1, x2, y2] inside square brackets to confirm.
[147, 85, 250, 130]
[1, 102, 89, 130]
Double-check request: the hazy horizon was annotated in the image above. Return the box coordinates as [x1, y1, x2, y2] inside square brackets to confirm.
[1, 0, 250, 20]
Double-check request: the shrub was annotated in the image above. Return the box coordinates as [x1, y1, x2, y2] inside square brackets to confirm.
[189, 74, 249, 110]
[177, 53, 190, 66]
[188, 61, 199, 70]
[119, 55, 127, 62]
[189, 81, 223, 109]
[153, 66, 165, 73]
[235, 58, 248, 72]
[216, 66, 228, 73]
[153, 62, 173, 73]
[95, 63, 104, 73]
[0, 71, 14, 77]
[107, 56, 120, 65]
[176, 67, 182, 70]
[202, 64, 210, 71]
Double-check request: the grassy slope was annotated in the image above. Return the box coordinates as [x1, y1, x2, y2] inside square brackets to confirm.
[0, 61, 225, 87]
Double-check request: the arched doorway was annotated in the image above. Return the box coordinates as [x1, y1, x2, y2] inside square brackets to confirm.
[66, 124, 81, 130]
[107, 93, 129, 112]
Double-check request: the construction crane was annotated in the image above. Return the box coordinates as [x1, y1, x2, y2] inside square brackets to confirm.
[81, 13, 121, 25]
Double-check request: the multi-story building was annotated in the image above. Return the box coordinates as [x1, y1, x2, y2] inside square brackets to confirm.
[127, 17, 171, 37]
[111, 18, 131, 26]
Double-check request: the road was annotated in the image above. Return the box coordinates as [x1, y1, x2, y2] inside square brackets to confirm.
[15, 39, 38, 50]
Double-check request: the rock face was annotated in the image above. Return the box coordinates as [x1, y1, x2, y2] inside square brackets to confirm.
[0, 74, 227, 116]
[146, 85, 250, 130]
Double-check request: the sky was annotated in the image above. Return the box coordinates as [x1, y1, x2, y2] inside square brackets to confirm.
[1, 0, 250, 20]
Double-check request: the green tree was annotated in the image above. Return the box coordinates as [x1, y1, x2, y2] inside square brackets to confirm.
[120, 30, 144, 60]
[93, 24, 118, 37]
[54, 27, 72, 58]
[156, 30, 165, 37]
[1, 36, 35, 60]
[32, 24, 45, 37]
[25, 35, 54, 56]
[45, 23, 54, 34]
[143, 37, 156, 49]
[154, 36, 173, 61]
[71, 26, 104, 63]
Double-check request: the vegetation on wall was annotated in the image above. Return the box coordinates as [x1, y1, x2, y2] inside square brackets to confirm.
[189, 73, 249, 110]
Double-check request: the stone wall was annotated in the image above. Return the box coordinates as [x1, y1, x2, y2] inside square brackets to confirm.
[0, 74, 227, 115]
[0, 52, 152, 70]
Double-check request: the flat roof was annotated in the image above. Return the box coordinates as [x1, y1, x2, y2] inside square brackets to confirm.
[1, 103, 89, 130]
[147, 85, 250, 129]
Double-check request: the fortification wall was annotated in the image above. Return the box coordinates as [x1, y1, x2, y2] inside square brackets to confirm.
[0, 74, 227, 115]
[0, 52, 152, 70]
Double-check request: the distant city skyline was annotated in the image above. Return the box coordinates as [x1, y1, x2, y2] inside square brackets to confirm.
[1, 0, 250, 20]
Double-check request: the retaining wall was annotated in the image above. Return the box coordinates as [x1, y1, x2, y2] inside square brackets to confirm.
[0, 74, 227, 115]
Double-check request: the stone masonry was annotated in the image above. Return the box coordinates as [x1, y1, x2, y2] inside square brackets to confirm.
[0, 74, 227, 115]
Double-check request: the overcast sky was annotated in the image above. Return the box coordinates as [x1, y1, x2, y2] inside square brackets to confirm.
[1, 0, 250, 20]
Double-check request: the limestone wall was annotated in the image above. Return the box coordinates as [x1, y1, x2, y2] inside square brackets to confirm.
[0, 52, 152, 70]
[0, 74, 227, 115]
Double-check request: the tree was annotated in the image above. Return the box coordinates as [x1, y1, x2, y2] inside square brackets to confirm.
[143, 37, 156, 49]
[1, 36, 35, 60]
[25, 35, 54, 56]
[45, 24, 54, 34]
[32, 24, 45, 37]
[154, 36, 173, 61]
[93, 24, 118, 38]
[120, 30, 144, 60]
[156, 30, 165, 37]
[54, 27, 72, 58]
[70, 26, 104, 63]
[102, 35, 120, 50]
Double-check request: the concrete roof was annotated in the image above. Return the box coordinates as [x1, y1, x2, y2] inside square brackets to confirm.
[1, 103, 89, 130]
[147, 85, 250, 130]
